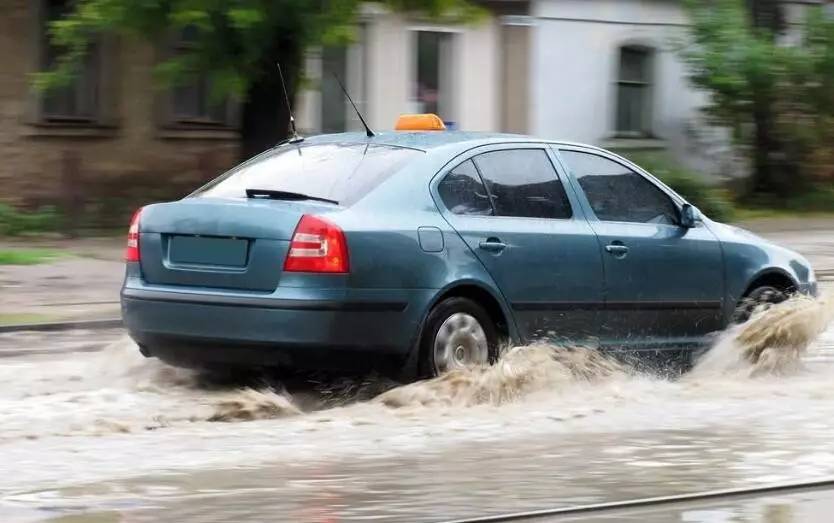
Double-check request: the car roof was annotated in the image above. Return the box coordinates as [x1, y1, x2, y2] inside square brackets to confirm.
[303, 131, 602, 154]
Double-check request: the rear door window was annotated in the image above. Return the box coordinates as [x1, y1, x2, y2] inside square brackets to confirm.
[472, 149, 573, 219]
[437, 160, 493, 216]
[560, 150, 679, 225]
[193, 143, 423, 207]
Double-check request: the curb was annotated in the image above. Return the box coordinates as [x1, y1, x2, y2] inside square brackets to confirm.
[0, 318, 123, 333]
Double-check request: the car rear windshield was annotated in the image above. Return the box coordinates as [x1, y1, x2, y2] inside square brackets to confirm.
[192, 143, 423, 206]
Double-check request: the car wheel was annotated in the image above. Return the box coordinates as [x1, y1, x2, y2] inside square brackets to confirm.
[732, 285, 788, 324]
[420, 297, 499, 377]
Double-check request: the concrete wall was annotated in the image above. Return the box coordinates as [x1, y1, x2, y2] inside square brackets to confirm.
[527, 0, 756, 180]
[528, 0, 816, 180]
[0, 0, 238, 223]
[297, 10, 501, 134]
[530, 1, 712, 160]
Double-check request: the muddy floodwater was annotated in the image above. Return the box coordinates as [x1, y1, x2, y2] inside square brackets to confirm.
[1, 292, 834, 522]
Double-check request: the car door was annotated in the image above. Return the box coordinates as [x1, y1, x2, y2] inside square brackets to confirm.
[434, 145, 605, 344]
[557, 148, 724, 348]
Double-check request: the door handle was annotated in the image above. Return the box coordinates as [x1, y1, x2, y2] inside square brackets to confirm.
[479, 238, 507, 252]
[605, 244, 629, 256]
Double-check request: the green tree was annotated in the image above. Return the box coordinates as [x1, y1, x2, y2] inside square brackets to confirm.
[36, 0, 481, 159]
[683, 0, 795, 198]
[684, 0, 834, 204]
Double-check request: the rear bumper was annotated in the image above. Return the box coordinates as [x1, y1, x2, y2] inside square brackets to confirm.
[121, 283, 436, 370]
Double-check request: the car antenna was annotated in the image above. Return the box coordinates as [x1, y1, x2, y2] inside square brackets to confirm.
[276, 62, 303, 144]
[333, 73, 375, 138]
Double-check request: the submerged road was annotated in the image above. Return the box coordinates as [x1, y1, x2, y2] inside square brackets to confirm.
[0, 286, 832, 523]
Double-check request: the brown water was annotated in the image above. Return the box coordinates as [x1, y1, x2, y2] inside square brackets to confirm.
[1, 294, 834, 522]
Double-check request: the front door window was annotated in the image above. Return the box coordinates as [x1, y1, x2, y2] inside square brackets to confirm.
[561, 151, 677, 225]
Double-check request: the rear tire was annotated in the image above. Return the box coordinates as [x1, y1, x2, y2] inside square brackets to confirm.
[732, 285, 788, 324]
[419, 297, 499, 378]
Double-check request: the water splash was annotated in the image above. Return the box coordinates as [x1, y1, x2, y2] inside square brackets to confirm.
[376, 345, 625, 409]
[691, 293, 833, 378]
[377, 293, 834, 410]
[208, 388, 302, 422]
[2, 292, 831, 441]
[0, 335, 303, 438]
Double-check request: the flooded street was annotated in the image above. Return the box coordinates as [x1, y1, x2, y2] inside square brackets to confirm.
[2, 289, 834, 522]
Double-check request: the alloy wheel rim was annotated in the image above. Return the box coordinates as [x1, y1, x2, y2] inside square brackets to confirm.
[433, 312, 489, 375]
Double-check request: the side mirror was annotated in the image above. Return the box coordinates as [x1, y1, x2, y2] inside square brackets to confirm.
[680, 204, 701, 228]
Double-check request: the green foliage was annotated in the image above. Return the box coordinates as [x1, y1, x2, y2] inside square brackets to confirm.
[740, 184, 834, 213]
[682, 0, 834, 198]
[0, 249, 65, 266]
[0, 204, 62, 237]
[623, 152, 737, 222]
[683, 0, 784, 136]
[34, 0, 484, 101]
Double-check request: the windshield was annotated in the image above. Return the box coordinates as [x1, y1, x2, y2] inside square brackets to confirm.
[192, 143, 423, 206]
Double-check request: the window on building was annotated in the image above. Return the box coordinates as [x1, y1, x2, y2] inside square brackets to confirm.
[415, 31, 455, 122]
[616, 46, 653, 136]
[472, 149, 573, 219]
[169, 27, 236, 128]
[438, 160, 494, 216]
[39, 0, 100, 123]
[560, 150, 678, 225]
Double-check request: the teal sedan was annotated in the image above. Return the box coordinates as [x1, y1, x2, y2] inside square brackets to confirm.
[120, 127, 817, 378]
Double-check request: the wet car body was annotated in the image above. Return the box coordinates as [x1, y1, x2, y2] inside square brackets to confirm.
[121, 131, 817, 376]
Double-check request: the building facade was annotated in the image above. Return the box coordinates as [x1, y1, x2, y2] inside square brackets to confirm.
[296, 0, 732, 178]
[298, 0, 818, 182]
[529, 0, 730, 177]
[0, 0, 239, 225]
[296, 1, 530, 136]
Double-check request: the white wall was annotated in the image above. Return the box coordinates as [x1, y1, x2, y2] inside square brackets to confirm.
[455, 19, 501, 131]
[367, 13, 500, 131]
[297, 10, 500, 134]
[530, 0, 737, 178]
[532, 0, 695, 141]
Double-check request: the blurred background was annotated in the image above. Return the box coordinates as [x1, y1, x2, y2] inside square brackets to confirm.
[3, 4, 834, 522]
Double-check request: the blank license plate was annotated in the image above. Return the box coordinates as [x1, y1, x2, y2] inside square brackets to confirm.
[168, 236, 249, 267]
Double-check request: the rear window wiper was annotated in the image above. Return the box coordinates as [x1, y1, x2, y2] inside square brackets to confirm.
[245, 189, 339, 205]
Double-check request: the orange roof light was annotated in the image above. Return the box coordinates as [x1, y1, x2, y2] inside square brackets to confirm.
[395, 114, 447, 131]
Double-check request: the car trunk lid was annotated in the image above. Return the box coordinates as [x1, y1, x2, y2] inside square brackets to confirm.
[137, 198, 336, 291]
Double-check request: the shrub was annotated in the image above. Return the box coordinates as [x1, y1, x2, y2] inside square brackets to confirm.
[741, 184, 834, 213]
[0, 204, 62, 237]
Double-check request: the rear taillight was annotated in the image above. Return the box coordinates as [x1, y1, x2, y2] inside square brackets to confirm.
[125, 208, 143, 262]
[284, 215, 349, 273]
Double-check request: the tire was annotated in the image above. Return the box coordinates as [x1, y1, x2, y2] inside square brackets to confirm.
[732, 285, 788, 324]
[419, 297, 500, 378]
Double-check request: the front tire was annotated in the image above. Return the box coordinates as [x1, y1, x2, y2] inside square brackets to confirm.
[732, 285, 788, 324]
[419, 297, 499, 378]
